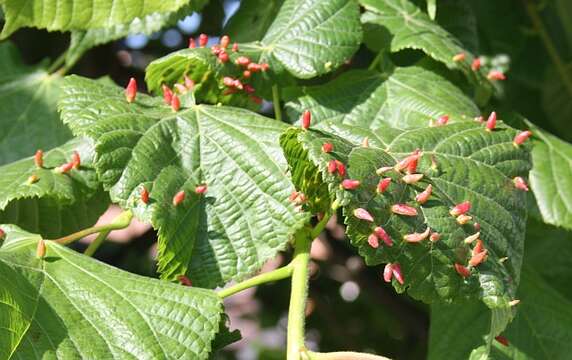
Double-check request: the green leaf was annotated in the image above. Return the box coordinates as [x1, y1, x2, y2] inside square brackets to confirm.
[0, 42, 71, 165]
[528, 124, 572, 230]
[0, 137, 109, 238]
[541, 63, 572, 142]
[0, 0, 192, 39]
[285, 67, 480, 129]
[281, 121, 531, 308]
[257, 0, 362, 78]
[66, 2, 208, 66]
[360, 0, 491, 99]
[59, 75, 309, 287]
[223, 0, 285, 43]
[435, 0, 479, 53]
[429, 221, 572, 360]
[0, 225, 224, 359]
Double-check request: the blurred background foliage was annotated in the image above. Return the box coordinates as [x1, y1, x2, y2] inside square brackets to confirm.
[4, 0, 572, 358]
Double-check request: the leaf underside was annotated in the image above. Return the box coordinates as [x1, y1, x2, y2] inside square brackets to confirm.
[59, 75, 309, 288]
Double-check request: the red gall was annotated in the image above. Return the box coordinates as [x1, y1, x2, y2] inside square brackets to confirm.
[233, 79, 243, 90]
[361, 137, 369, 148]
[454, 263, 471, 278]
[27, 175, 39, 185]
[322, 142, 334, 153]
[495, 336, 509, 347]
[403, 227, 431, 243]
[452, 52, 466, 62]
[513, 130, 532, 146]
[436, 115, 449, 126]
[199, 33, 208, 47]
[250, 95, 263, 105]
[392, 263, 404, 285]
[469, 249, 488, 267]
[173, 191, 186, 206]
[125, 77, 137, 103]
[383, 263, 393, 282]
[0, 228, 4, 240]
[342, 179, 361, 190]
[243, 84, 255, 94]
[236, 56, 251, 66]
[188, 38, 196, 48]
[464, 232, 480, 244]
[474, 222, 481, 231]
[184, 76, 195, 90]
[36, 239, 46, 259]
[35, 150, 44, 168]
[368, 233, 379, 249]
[391, 204, 418, 217]
[395, 149, 421, 172]
[485, 111, 497, 131]
[232, 43, 239, 52]
[301, 110, 311, 129]
[450, 201, 471, 217]
[140, 187, 149, 204]
[327, 160, 337, 174]
[415, 184, 432, 204]
[353, 208, 374, 222]
[260, 63, 269, 71]
[220, 35, 230, 49]
[289, 191, 299, 202]
[471, 58, 481, 71]
[456, 214, 472, 225]
[243, 70, 252, 79]
[429, 232, 441, 242]
[376, 166, 393, 176]
[218, 51, 229, 63]
[71, 151, 81, 169]
[472, 239, 484, 257]
[377, 178, 391, 194]
[374, 226, 393, 247]
[513, 176, 529, 191]
[195, 184, 208, 194]
[487, 70, 506, 81]
[171, 95, 181, 112]
[162, 85, 173, 105]
[223, 77, 235, 87]
[402, 173, 423, 184]
[211, 45, 221, 55]
[247, 63, 261, 72]
[174, 83, 187, 94]
[55, 161, 74, 174]
[178, 275, 193, 287]
[336, 160, 346, 177]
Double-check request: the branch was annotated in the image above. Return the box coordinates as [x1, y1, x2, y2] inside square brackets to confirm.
[218, 264, 294, 298]
[51, 210, 133, 245]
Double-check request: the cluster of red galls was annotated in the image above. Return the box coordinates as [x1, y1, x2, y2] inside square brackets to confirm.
[452, 52, 506, 81]
[294, 110, 532, 300]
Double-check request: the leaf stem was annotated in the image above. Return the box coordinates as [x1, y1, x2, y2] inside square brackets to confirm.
[84, 229, 112, 257]
[307, 351, 391, 360]
[218, 264, 294, 298]
[524, 0, 572, 99]
[51, 210, 133, 246]
[48, 51, 67, 74]
[287, 228, 312, 360]
[368, 51, 384, 71]
[272, 85, 283, 122]
[311, 211, 332, 239]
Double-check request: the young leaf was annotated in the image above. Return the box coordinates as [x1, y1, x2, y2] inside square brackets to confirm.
[0, 225, 225, 359]
[281, 121, 530, 309]
[0, 0, 192, 39]
[360, 0, 492, 99]
[66, 2, 208, 66]
[59, 76, 309, 287]
[285, 67, 480, 129]
[223, 0, 285, 42]
[0, 42, 71, 165]
[528, 124, 572, 230]
[257, 0, 362, 78]
[0, 137, 109, 238]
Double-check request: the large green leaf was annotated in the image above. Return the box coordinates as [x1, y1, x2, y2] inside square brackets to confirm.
[0, 225, 224, 359]
[360, 0, 492, 99]
[256, 0, 362, 78]
[541, 63, 572, 142]
[428, 220, 572, 359]
[222, 0, 284, 43]
[59, 75, 309, 287]
[281, 121, 531, 309]
[528, 124, 572, 230]
[66, 2, 208, 66]
[0, 0, 192, 38]
[0, 137, 109, 238]
[436, 0, 479, 53]
[0, 42, 71, 165]
[285, 67, 480, 129]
